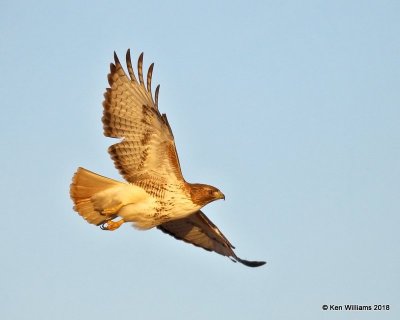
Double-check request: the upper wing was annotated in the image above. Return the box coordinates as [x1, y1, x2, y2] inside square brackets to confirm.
[157, 210, 266, 267]
[102, 50, 184, 191]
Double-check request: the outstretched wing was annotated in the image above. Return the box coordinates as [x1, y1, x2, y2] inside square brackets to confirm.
[157, 210, 266, 267]
[102, 50, 184, 192]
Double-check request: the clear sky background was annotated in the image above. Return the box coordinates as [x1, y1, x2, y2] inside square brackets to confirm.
[1, 1, 399, 319]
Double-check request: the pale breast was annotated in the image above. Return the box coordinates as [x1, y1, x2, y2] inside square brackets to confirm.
[117, 183, 200, 229]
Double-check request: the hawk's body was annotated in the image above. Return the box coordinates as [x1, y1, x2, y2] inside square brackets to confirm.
[70, 50, 265, 267]
[72, 167, 202, 230]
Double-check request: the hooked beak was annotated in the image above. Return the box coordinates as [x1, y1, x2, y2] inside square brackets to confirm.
[217, 191, 225, 201]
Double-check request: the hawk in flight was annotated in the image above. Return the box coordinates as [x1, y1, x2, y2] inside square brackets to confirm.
[70, 49, 265, 267]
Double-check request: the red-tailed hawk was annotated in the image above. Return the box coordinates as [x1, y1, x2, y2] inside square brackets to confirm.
[70, 50, 265, 267]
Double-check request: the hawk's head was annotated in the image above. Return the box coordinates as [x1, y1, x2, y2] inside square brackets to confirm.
[188, 183, 225, 207]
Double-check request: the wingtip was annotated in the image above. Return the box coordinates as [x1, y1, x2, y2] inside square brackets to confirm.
[113, 51, 120, 65]
[235, 258, 267, 268]
[148, 62, 154, 74]
[155, 84, 160, 107]
[137, 52, 145, 85]
[126, 49, 131, 64]
[147, 63, 155, 92]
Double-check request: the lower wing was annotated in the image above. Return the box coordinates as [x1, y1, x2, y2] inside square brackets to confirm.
[157, 210, 266, 267]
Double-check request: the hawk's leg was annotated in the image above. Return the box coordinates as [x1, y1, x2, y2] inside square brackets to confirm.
[100, 204, 124, 215]
[100, 218, 125, 231]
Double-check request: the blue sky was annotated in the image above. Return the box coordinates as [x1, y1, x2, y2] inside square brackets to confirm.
[1, 1, 399, 319]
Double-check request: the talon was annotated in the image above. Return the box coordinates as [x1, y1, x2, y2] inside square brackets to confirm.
[100, 219, 125, 231]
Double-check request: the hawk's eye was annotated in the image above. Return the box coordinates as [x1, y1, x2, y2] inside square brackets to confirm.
[208, 189, 214, 195]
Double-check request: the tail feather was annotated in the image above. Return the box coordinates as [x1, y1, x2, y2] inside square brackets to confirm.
[70, 167, 122, 225]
